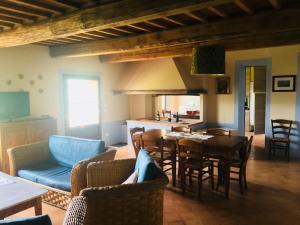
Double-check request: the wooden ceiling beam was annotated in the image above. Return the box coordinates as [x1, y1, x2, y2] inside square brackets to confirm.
[208, 6, 229, 18]
[0, 0, 234, 47]
[185, 12, 207, 23]
[53, 0, 83, 9]
[0, 21, 14, 28]
[96, 30, 122, 37]
[61, 37, 83, 42]
[145, 21, 168, 29]
[162, 17, 185, 26]
[73, 33, 96, 40]
[84, 31, 107, 39]
[49, 7, 300, 57]
[127, 24, 151, 32]
[0, 15, 23, 24]
[99, 45, 193, 63]
[99, 30, 300, 63]
[111, 27, 133, 34]
[8, 0, 65, 14]
[0, 1, 52, 18]
[234, 0, 254, 15]
[268, 0, 281, 9]
[0, 8, 37, 21]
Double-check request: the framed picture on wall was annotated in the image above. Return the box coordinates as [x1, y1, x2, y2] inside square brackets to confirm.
[272, 75, 296, 92]
[216, 77, 230, 94]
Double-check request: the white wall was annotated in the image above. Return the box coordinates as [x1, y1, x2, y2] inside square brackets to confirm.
[0, 45, 129, 145]
[206, 44, 300, 124]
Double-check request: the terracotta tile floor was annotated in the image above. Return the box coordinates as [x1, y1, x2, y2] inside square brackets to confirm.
[7, 135, 300, 225]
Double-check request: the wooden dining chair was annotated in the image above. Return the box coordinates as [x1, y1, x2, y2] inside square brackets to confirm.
[171, 126, 192, 133]
[269, 119, 293, 160]
[217, 136, 253, 195]
[206, 128, 231, 178]
[206, 128, 231, 136]
[130, 127, 145, 156]
[141, 132, 177, 186]
[171, 126, 191, 178]
[178, 139, 214, 197]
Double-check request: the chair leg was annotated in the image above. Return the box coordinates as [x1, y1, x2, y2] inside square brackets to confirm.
[178, 158, 181, 178]
[269, 141, 272, 159]
[217, 164, 224, 191]
[198, 170, 203, 198]
[287, 143, 290, 161]
[172, 156, 176, 187]
[243, 168, 248, 190]
[210, 165, 214, 190]
[181, 167, 186, 194]
[216, 164, 222, 191]
[189, 169, 193, 189]
[159, 161, 163, 170]
[239, 170, 244, 195]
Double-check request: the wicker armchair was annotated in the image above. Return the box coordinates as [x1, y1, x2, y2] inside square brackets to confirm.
[63, 196, 87, 225]
[78, 159, 169, 225]
[7, 140, 117, 209]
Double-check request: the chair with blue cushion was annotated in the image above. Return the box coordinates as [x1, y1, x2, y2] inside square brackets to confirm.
[7, 135, 116, 209]
[81, 149, 168, 225]
[0, 196, 86, 225]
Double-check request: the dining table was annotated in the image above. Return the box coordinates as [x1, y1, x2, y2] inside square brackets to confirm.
[143, 129, 246, 198]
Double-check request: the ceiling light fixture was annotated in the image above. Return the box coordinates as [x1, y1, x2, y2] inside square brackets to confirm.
[191, 45, 225, 76]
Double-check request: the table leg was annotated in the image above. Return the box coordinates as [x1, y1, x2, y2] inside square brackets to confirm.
[34, 197, 42, 216]
[224, 153, 231, 199]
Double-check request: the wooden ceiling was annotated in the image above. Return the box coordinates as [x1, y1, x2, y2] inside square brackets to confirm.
[0, 0, 299, 62]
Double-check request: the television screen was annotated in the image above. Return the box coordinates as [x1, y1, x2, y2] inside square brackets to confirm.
[0, 92, 30, 119]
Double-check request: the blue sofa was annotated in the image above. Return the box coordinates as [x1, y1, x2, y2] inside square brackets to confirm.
[7, 135, 116, 208]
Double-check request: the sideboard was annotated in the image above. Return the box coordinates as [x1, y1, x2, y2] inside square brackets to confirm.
[0, 117, 57, 173]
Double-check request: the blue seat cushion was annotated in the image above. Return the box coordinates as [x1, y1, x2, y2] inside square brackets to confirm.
[49, 135, 105, 168]
[18, 162, 71, 192]
[0, 215, 52, 225]
[134, 149, 159, 183]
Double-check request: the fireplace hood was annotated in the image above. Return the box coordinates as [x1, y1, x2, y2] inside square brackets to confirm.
[114, 57, 208, 95]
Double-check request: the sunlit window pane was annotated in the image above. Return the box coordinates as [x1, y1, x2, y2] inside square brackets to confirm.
[67, 79, 99, 127]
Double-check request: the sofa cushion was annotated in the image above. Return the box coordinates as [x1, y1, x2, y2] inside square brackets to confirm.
[18, 162, 71, 191]
[49, 135, 105, 168]
[134, 149, 158, 183]
[0, 215, 52, 225]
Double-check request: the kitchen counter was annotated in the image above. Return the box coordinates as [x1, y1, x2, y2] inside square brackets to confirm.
[126, 118, 203, 127]
[126, 118, 204, 144]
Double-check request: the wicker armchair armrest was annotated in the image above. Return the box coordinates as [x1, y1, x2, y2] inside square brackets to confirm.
[63, 196, 87, 225]
[71, 149, 117, 197]
[7, 140, 50, 176]
[86, 158, 136, 187]
[80, 172, 168, 225]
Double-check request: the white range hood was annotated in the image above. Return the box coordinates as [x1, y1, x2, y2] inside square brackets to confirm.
[114, 57, 208, 95]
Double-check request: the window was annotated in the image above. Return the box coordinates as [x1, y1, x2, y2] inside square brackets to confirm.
[65, 78, 99, 128]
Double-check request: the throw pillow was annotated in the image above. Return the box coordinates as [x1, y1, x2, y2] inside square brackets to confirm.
[135, 149, 158, 182]
[122, 170, 138, 184]
[0, 215, 52, 225]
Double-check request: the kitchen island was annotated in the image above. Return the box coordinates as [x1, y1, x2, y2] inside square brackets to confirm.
[126, 118, 204, 144]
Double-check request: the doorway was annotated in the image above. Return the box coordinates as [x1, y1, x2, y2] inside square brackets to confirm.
[244, 66, 266, 145]
[63, 75, 101, 139]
